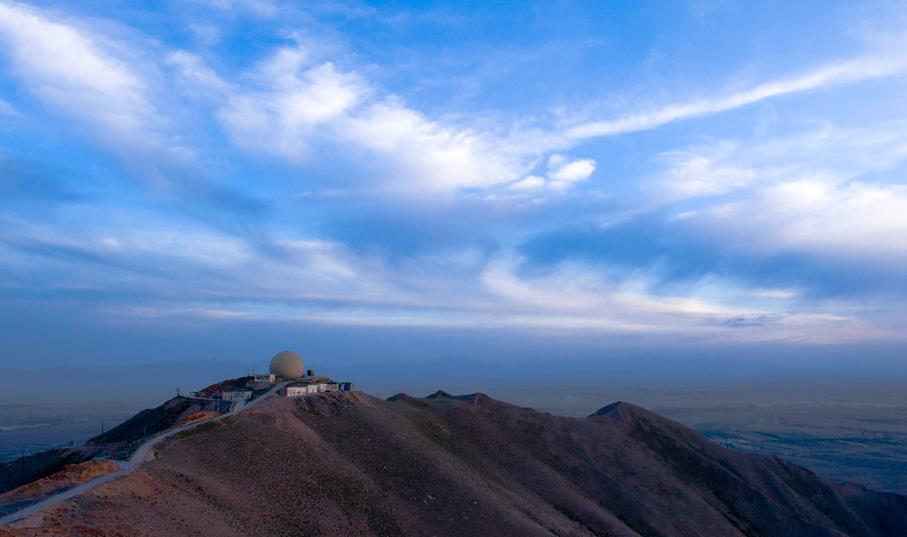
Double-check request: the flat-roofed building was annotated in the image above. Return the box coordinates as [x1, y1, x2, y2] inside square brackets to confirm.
[222, 390, 253, 401]
[285, 382, 352, 397]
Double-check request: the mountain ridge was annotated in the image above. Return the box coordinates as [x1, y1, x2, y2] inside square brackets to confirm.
[2, 389, 906, 536]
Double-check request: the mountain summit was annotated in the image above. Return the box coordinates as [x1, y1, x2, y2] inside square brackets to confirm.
[3, 390, 906, 536]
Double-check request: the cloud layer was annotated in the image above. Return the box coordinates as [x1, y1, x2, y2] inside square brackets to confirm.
[1, 0, 907, 356]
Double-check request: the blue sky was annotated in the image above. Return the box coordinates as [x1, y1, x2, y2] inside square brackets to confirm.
[1, 0, 907, 368]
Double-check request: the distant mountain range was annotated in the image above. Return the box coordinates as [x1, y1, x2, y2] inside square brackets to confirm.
[2, 388, 906, 536]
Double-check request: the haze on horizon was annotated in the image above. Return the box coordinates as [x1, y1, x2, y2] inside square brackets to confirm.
[1, 0, 907, 378]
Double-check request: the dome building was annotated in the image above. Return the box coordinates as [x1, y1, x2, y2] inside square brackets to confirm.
[270, 350, 305, 379]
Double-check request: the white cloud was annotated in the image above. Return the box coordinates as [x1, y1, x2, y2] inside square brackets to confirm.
[547, 156, 596, 189]
[0, 97, 17, 117]
[173, 45, 539, 193]
[163, 30, 907, 198]
[4, 204, 897, 342]
[174, 45, 366, 153]
[652, 122, 907, 201]
[563, 52, 907, 142]
[0, 2, 159, 138]
[220, 59, 365, 160]
[654, 143, 758, 198]
[3, 2, 907, 345]
[188, 23, 222, 46]
[340, 99, 529, 191]
[472, 256, 883, 341]
[3, 2, 905, 202]
[192, 0, 277, 18]
[479, 258, 745, 328]
[506, 156, 597, 192]
[763, 180, 907, 256]
[755, 288, 800, 299]
[167, 51, 230, 95]
[508, 175, 546, 191]
[690, 179, 907, 259]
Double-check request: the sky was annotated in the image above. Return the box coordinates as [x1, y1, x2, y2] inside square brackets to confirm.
[1, 0, 907, 372]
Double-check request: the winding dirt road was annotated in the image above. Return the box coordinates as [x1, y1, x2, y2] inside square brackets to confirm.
[0, 381, 288, 526]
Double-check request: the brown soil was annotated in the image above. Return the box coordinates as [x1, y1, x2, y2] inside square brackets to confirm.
[1, 379, 241, 497]
[0, 461, 118, 507]
[0, 448, 103, 498]
[3, 391, 906, 536]
[180, 411, 219, 425]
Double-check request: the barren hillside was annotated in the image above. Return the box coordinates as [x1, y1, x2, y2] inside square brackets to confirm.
[3, 390, 906, 536]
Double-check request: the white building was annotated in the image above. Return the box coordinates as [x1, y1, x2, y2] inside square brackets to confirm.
[253, 373, 276, 383]
[284, 382, 351, 397]
[222, 390, 253, 401]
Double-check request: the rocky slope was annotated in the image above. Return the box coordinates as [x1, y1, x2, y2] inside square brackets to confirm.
[0, 460, 119, 518]
[4, 390, 907, 536]
[0, 381, 239, 497]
